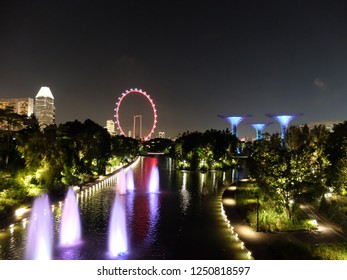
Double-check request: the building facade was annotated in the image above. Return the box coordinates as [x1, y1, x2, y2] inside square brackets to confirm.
[105, 119, 116, 135]
[35, 87, 55, 129]
[0, 97, 34, 117]
[0, 97, 34, 130]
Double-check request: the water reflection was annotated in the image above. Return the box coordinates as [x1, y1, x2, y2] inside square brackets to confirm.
[145, 193, 159, 244]
[180, 172, 190, 214]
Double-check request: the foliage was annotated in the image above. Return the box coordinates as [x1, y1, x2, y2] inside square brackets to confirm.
[172, 129, 238, 171]
[311, 243, 347, 260]
[319, 196, 347, 233]
[248, 125, 330, 219]
[268, 239, 314, 260]
[326, 121, 347, 193]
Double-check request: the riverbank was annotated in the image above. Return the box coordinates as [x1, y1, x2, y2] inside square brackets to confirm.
[0, 158, 140, 232]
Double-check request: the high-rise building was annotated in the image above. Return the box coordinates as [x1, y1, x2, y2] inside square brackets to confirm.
[35, 87, 55, 129]
[0, 97, 34, 117]
[0, 97, 34, 130]
[158, 131, 165, 138]
[106, 119, 116, 135]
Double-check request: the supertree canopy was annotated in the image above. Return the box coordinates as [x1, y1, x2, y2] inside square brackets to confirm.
[249, 122, 273, 140]
[266, 114, 303, 139]
[218, 114, 251, 137]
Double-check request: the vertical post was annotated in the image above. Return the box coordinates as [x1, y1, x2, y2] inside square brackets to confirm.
[139, 115, 142, 140]
[133, 115, 136, 139]
[256, 194, 259, 232]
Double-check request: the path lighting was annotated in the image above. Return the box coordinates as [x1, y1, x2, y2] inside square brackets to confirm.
[248, 251, 252, 259]
[15, 207, 27, 217]
[9, 224, 14, 234]
[22, 218, 27, 229]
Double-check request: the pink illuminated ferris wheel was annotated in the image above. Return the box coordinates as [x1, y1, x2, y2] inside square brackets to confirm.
[114, 88, 158, 141]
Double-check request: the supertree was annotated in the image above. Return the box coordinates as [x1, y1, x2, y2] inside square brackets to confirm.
[218, 114, 251, 137]
[249, 122, 273, 140]
[266, 114, 303, 140]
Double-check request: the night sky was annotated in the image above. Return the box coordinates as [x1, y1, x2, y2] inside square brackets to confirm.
[1, 0, 347, 138]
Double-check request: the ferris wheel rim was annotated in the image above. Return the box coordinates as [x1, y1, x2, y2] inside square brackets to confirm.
[114, 88, 157, 140]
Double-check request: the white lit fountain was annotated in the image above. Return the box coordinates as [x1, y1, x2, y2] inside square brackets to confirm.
[59, 187, 82, 246]
[108, 194, 128, 257]
[116, 168, 127, 194]
[149, 166, 160, 193]
[108, 169, 128, 257]
[25, 194, 54, 260]
[126, 167, 135, 191]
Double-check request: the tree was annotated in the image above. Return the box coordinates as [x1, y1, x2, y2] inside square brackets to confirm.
[326, 121, 347, 193]
[0, 107, 26, 168]
[248, 125, 330, 219]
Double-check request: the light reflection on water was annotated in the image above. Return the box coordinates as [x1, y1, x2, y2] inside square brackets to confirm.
[0, 156, 236, 260]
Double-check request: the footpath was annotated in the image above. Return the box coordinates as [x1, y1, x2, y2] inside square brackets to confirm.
[221, 181, 347, 260]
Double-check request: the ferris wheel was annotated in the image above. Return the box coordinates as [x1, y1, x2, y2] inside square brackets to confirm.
[114, 88, 158, 141]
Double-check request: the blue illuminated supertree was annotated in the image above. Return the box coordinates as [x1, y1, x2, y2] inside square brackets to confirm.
[266, 114, 303, 140]
[249, 122, 273, 140]
[218, 114, 251, 137]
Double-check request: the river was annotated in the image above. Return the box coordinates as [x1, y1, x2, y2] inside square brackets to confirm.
[0, 156, 248, 260]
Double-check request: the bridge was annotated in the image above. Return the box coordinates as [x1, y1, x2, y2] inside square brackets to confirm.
[146, 152, 165, 155]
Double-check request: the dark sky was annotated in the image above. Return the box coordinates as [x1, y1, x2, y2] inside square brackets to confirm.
[1, 0, 347, 138]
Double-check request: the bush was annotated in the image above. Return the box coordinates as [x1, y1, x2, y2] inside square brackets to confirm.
[269, 239, 315, 260]
[247, 203, 317, 232]
[311, 243, 347, 260]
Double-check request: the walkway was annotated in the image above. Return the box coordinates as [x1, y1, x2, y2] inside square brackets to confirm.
[222, 181, 347, 260]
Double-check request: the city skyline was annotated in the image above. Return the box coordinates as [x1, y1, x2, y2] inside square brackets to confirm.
[1, 0, 347, 138]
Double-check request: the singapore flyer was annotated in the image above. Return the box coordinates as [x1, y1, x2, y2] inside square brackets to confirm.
[114, 88, 158, 141]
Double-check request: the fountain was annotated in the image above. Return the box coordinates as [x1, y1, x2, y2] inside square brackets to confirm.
[126, 167, 135, 191]
[149, 166, 159, 193]
[25, 194, 54, 260]
[117, 168, 126, 194]
[59, 187, 82, 246]
[108, 194, 128, 257]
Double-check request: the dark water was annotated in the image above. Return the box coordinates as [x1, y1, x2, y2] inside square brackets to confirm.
[0, 156, 246, 260]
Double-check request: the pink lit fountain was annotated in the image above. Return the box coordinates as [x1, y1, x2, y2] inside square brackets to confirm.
[59, 187, 82, 246]
[108, 194, 128, 257]
[25, 194, 54, 260]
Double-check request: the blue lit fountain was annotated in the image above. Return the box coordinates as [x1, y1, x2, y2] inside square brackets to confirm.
[59, 187, 82, 246]
[25, 194, 54, 260]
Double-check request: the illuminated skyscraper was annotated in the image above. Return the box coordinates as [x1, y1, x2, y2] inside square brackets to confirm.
[35, 87, 55, 129]
[266, 114, 303, 139]
[249, 122, 273, 140]
[105, 119, 116, 135]
[218, 114, 251, 137]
